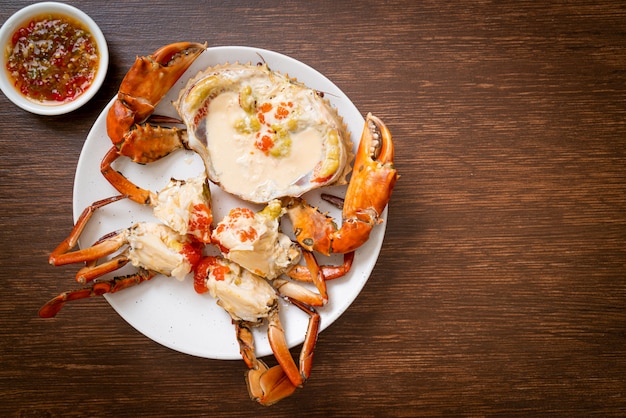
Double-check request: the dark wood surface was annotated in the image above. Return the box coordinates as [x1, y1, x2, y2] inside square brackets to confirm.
[2, 1, 625, 416]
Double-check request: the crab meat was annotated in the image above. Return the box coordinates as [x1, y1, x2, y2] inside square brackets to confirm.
[152, 175, 213, 243]
[175, 63, 353, 203]
[212, 200, 300, 279]
[197, 256, 278, 323]
[124, 222, 196, 280]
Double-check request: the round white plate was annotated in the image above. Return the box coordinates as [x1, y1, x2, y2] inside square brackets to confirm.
[72, 46, 387, 360]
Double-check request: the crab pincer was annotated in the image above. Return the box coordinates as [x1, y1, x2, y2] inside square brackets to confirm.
[285, 113, 398, 256]
[102, 41, 207, 204]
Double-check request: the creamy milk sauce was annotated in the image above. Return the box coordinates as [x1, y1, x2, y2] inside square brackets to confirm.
[205, 91, 323, 200]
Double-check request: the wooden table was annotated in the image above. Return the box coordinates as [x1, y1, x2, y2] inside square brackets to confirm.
[1, 1, 625, 416]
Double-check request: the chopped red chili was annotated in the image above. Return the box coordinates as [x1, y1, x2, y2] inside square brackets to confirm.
[5, 13, 99, 103]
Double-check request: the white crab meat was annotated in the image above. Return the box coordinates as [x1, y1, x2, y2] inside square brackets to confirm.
[152, 175, 213, 244]
[124, 222, 194, 280]
[203, 257, 277, 323]
[175, 63, 353, 203]
[212, 200, 300, 279]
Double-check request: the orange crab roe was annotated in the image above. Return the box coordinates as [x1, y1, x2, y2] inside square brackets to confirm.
[253, 101, 294, 155]
[194, 257, 231, 294]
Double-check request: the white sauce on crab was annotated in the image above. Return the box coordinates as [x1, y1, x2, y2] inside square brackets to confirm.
[125, 223, 192, 280]
[176, 63, 352, 203]
[206, 261, 276, 323]
[205, 91, 323, 202]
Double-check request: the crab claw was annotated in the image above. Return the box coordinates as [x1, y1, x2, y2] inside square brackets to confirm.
[286, 113, 398, 255]
[329, 113, 397, 254]
[102, 42, 207, 203]
[106, 41, 207, 149]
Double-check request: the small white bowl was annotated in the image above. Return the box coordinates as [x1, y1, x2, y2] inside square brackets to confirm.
[0, 2, 108, 115]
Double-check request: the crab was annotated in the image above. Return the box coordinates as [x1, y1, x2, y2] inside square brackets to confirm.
[151, 174, 213, 244]
[211, 199, 330, 307]
[40, 172, 213, 316]
[193, 252, 323, 406]
[42, 42, 398, 405]
[42, 192, 331, 406]
[40, 195, 203, 318]
[100, 42, 396, 257]
[193, 199, 330, 405]
[101, 41, 207, 205]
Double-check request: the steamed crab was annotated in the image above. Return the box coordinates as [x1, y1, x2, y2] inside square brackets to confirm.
[41, 42, 397, 405]
[41, 194, 204, 318]
[43, 192, 327, 406]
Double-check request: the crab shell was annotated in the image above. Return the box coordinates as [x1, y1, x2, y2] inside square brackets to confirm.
[174, 63, 353, 204]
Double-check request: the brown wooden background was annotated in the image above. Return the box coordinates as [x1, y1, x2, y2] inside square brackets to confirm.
[1, 0, 625, 416]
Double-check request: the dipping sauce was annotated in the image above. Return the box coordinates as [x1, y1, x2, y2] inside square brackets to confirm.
[4, 13, 99, 103]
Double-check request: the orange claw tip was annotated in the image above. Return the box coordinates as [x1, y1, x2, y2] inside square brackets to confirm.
[118, 42, 207, 107]
[248, 365, 298, 406]
[38, 298, 64, 318]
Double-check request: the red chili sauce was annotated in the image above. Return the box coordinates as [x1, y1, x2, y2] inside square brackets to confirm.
[5, 13, 99, 103]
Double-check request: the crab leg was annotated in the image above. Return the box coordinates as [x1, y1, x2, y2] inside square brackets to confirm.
[100, 148, 154, 205]
[285, 113, 398, 255]
[45, 190, 204, 317]
[75, 256, 130, 284]
[102, 42, 206, 203]
[239, 299, 320, 406]
[39, 269, 156, 318]
[43, 220, 202, 318]
[49, 195, 126, 268]
[274, 250, 328, 306]
[237, 322, 297, 405]
[276, 298, 319, 384]
[286, 251, 355, 283]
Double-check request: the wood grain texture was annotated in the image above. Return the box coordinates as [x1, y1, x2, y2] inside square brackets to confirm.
[1, 0, 625, 416]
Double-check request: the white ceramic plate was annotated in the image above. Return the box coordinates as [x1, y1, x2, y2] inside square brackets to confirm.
[72, 46, 387, 360]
